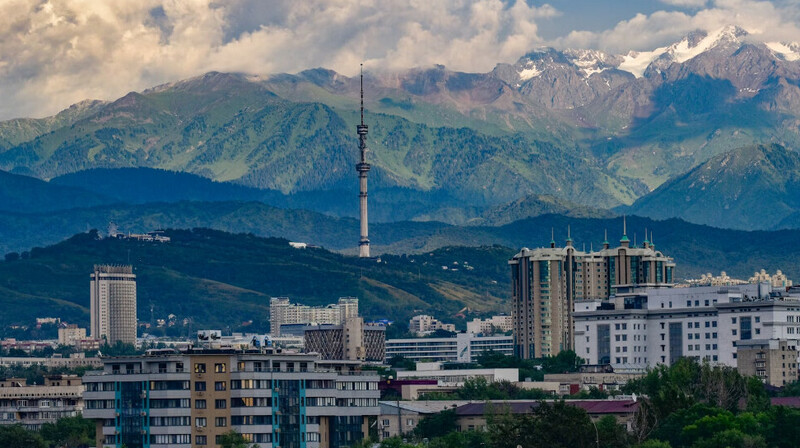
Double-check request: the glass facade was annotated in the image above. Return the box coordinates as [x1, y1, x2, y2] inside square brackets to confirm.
[117, 381, 149, 448]
[669, 322, 683, 364]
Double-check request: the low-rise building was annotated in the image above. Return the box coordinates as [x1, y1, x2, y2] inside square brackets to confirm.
[82, 349, 380, 448]
[453, 399, 639, 432]
[466, 315, 513, 335]
[385, 333, 513, 363]
[408, 315, 456, 335]
[737, 339, 800, 387]
[396, 362, 518, 386]
[58, 325, 87, 346]
[0, 355, 102, 369]
[378, 401, 469, 440]
[0, 375, 84, 430]
[542, 365, 644, 395]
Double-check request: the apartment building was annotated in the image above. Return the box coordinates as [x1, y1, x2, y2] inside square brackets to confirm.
[466, 315, 513, 335]
[407, 315, 455, 335]
[737, 339, 800, 387]
[509, 226, 675, 359]
[0, 375, 84, 430]
[82, 349, 380, 448]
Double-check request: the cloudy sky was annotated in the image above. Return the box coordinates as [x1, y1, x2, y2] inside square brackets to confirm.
[1, 0, 800, 120]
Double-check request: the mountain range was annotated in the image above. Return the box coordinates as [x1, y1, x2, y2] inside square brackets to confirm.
[2, 25, 800, 231]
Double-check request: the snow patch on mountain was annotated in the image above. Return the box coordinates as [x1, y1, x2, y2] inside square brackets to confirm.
[766, 42, 800, 61]
[564, 49, 615, 78]
[518, 61, 542, 81]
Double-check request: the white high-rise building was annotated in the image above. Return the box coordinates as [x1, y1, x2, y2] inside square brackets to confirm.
[90, 265, 137, 345]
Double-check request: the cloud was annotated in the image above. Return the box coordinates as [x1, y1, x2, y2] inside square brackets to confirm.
[0, 0, 799, 121]
[660, 0, 709, 8]
[558, 0, 800, 53]
[0, 0, 557, 120]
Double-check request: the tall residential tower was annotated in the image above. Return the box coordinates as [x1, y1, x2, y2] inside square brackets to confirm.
[90, 264, 137, 345]
[509, 224, 675, 359]
[356, 65, 371, 258]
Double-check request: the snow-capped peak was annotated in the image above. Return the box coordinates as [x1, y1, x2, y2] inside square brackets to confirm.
[619, 25, 749, 78]
[563, 49, 617, 77]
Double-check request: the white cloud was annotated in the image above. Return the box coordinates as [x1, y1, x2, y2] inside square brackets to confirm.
[660, 0, 709, 8]
[0, 0, 556, 120]
[558, 0, 800, 53]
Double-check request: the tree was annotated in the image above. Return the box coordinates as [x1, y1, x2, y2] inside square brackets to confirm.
[596, 415, 633, 448]
[413, 409, 457, 440]
[40, 415, 95, 448]
[218, 430, 258, 448]
[0, 425, 46, 448]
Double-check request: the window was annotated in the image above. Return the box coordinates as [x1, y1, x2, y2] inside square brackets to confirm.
[732, 317, 737, 324]
[382, 419, 390, 426]
[215, 399, 227, 409]
[195, 400, 207, 409]
[407, 419, 414, 427]
[194, 382, 206, 391]
[755, 316, 760, 323]
[196, 435, 207, 445]
[195, 417, 207, 428]
[215, 417, 227, 427]
[194, 363, 206, 373]
[214, 363, 227, 373]
[215, 381, 226, 391]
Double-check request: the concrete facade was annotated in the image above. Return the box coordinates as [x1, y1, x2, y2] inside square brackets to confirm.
[737, 339, 800, 387]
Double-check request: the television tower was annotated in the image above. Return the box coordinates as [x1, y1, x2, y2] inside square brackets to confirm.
[356, 64, 371, 258]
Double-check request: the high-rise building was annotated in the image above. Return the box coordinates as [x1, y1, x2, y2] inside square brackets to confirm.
[82, 350, 380, 448]
[90, 265, 137, 345]
[509, 224, 675, 359]
[269, 297, 359, 336]
[356, 65, 371, 258]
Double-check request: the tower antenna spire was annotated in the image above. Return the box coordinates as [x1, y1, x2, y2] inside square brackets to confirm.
[360, 63, 364, 126]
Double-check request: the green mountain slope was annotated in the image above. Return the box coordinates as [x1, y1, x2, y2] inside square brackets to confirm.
[0, 169, 114, 213]
[625, 144, 800, 230]
[0, 72, 633, 208]
[0, 229, 509, 330]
